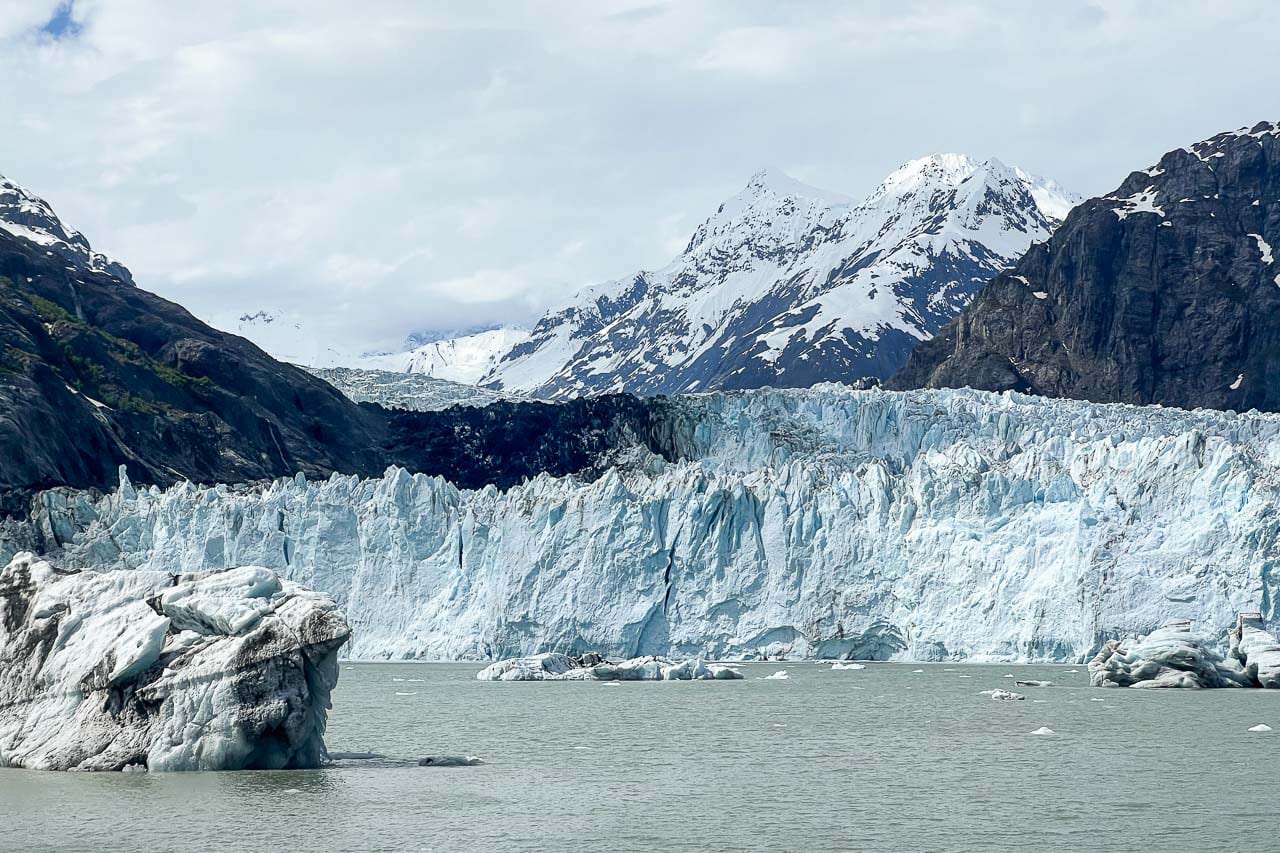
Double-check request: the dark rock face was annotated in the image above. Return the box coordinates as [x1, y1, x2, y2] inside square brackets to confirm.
[0, 228, 681, 499]
[892, 122, 1280, 412]
[0, 228, 386, 493]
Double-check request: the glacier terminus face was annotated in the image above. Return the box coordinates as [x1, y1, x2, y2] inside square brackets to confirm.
[6, 386, 1278, 663]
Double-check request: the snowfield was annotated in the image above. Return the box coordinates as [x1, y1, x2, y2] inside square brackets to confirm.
[7, 385, 1279, 663]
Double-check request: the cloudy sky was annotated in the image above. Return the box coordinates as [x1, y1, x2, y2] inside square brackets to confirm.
[3, 1, 1278, 355]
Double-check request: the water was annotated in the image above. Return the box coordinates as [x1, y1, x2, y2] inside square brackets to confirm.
[4, 662, 1279, 852]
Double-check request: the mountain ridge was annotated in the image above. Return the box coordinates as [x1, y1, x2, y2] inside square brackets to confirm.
[891, 121, 1280, 412]
[476, 153, 1077, 398]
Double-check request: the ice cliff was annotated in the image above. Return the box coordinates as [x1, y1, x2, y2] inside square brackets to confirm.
[5, 386, 1280, 663]
[0, 553, 349, 771]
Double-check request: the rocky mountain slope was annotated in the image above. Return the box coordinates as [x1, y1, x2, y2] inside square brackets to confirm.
[0, 173, 679, 498]
[480, 159, 1076, 398]
[9, 386, 1276, 662]
[892, 121, 1280, 411]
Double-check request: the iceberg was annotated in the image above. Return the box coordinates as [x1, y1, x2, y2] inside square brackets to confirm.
[0, 552, 349, 771]
[1231, 613, 1280, 688]
[476, 653, 743, 682]
[6, 386, 1280, 663]
[1088, 619, 1260, 688]
[830, 662, 866, 671]
[981, 689, 1025, 701]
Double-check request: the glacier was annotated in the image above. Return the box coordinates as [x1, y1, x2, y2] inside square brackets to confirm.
[4, 385, 1279, 663]
[0, 554, 350, 771]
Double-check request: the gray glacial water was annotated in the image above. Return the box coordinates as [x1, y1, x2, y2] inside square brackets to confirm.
[3, 662, 1279, 852]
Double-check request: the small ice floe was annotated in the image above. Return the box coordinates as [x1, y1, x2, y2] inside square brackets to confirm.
[911, 669, 925, 674]
[394, 691, 418, 696]
[282, 788, 302, 794]
[392, 677, 406, 682]
[957, 675, 973, 679]
[1014, 680, 1054, 688]
[980, 689, 1024, 701]
[772, 723, 788, 728]
[418, 755, 483, 767]
[1029, 727, 1055, 736]
[1003, 673, 1014, 678]
[1248, 724, 1273, 733]
[121, 763, 147, 773]
[1090, 698, 1106, 703]
[1231, 374, 1244, 391]
[762, 670, 790, 680]
[1063, 670, 1080, 674]
[329, 752, 384, 761]
[831, 662, 866, 671]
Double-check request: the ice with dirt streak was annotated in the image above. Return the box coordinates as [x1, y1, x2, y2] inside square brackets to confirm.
[0, 553, 350, 771]
[9, 385, 1280, 663]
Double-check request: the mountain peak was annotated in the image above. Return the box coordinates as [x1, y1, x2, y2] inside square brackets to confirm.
[0, 173, 133, 285]
[742, 168, 853, 205]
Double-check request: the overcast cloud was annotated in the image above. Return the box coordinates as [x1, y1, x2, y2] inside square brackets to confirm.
[2, 1, 1278, 354]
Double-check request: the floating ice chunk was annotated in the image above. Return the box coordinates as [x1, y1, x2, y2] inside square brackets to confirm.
[1091, 618, 1266, 689]
[1231, 615, 1280, 688]
[0, 552, 350, 772]
[394, 692, 418, 696]
[1003, 674, 1014, 678]
[912, 669, 925, 674]
[1231, 374, 1244, 391]
[762, 670, 790, 680]
[1090, 698, 1106, 702]
[1248, 724, 1272, 733]
[478, 653, 742, 682]
[1029, 727, 1055, 736]
[418, 755, 483, 767]
[1032, 291, 1048, 299]
[476, 653, 576, 681]
[1014, 680, 1054, 687]
[831, 662, 866, 671]
[982, 689, 1025, 701]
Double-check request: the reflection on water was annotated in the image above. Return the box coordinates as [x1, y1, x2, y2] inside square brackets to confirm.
[4, 662, 1279, 852]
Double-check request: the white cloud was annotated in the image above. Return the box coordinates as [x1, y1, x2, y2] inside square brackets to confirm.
[1, 0, 1279, 356]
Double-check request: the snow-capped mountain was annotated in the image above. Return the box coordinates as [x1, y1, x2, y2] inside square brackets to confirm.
[480, 156, 1078, 398]
[403, 326, 531, 384]
[0, 173, 133, 284]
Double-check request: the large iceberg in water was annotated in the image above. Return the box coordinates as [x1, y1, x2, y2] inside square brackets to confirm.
[1089, 616, 1280, 689]
[0, 553, 349, 771]
[5, 386, 1280, 662]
